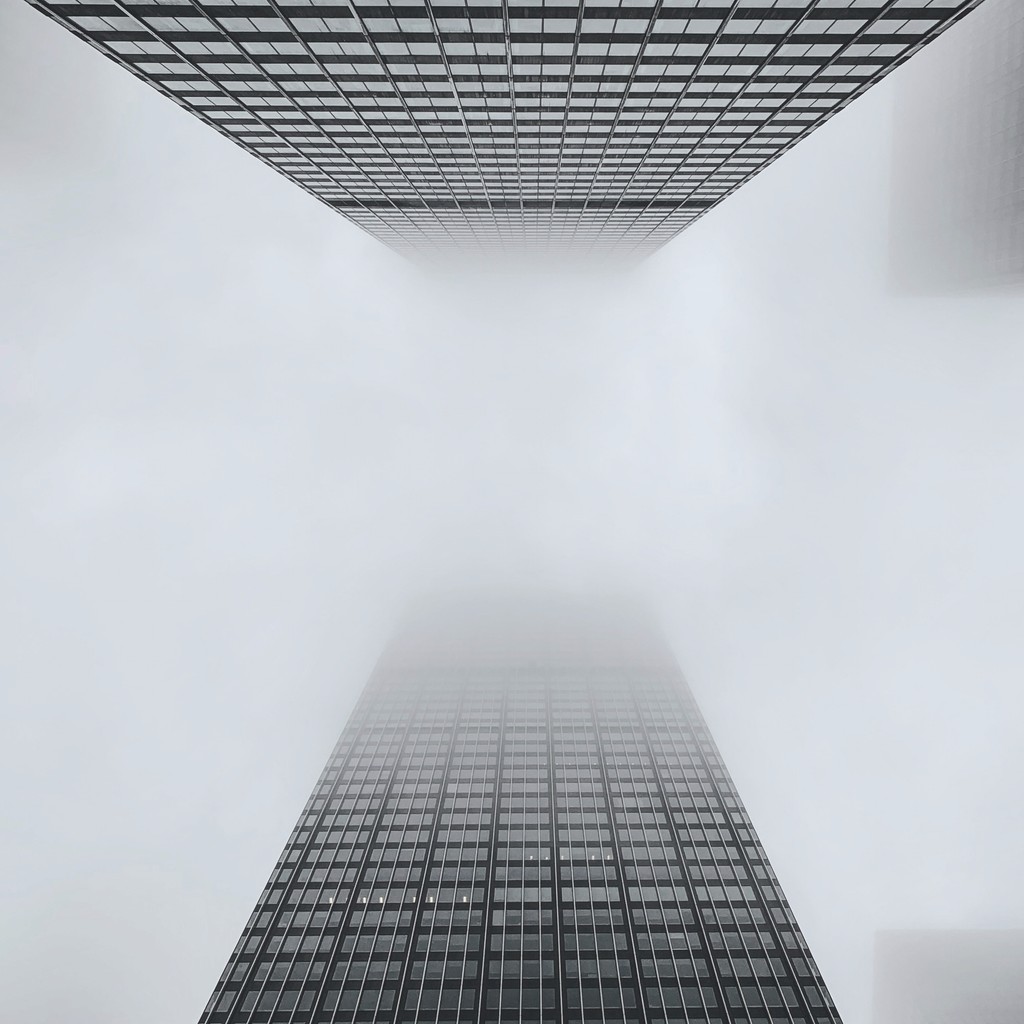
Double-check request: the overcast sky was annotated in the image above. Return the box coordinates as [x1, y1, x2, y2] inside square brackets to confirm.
[2, 3, 1023, 1023]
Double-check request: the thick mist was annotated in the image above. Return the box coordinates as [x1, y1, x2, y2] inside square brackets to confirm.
[2, 2, 1023, 1023]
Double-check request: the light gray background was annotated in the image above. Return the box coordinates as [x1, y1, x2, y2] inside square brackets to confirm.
[2, 3, 1022, 1022]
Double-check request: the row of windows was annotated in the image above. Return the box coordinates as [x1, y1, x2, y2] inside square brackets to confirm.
[57, 0, 966, 12]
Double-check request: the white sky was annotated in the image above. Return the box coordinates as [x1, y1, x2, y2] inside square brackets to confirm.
[2, 3, 1023, 1023]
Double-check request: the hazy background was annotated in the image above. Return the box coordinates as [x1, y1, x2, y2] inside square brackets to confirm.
[2, 2, 1023, 1022]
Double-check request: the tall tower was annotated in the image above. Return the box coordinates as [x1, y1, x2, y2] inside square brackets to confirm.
[199, 596, 842, 1023]
[24, 0, 980, 258]
[874, 930, 1024, 1024]
[890, 0, 1024, 292]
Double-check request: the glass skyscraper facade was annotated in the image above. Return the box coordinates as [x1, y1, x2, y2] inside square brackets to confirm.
[198, 597, 842, 1024]
[26, 0, 980, 258]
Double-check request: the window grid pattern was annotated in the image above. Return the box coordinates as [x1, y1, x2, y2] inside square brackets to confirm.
[27, 0, 979, 258]
[198, 625, 844, 1024]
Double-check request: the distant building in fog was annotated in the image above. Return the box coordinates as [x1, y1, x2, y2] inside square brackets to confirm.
[874, 929, 1024, 1024]
[890, 0, 1024, 292]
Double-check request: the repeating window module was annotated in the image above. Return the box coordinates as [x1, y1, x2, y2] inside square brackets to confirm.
[26, 0, 981, 257]
[197, 601, 844, 1023]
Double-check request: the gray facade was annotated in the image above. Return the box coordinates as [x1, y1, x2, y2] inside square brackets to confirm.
[198, 597, 843, 1024]
[890, 0, 1024, 291]
[26, 0, 981, 258]
[874, 930, 1024, 1024]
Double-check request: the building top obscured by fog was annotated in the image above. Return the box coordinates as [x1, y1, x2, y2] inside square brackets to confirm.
[890, 0, 1024, 293]
[874, 930, 1024, 1024]
[382, 591, 671, 672]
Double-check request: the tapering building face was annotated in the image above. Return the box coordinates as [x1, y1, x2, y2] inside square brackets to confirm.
[890, 0, 1024, 292]
[199, 598, 843, 1024]
[28, 0, 978, 259]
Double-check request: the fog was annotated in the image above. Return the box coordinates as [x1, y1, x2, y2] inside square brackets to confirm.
[2, 3, 1023, 1023]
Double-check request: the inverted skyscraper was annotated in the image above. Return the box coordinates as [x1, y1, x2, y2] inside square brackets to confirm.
[198, 596, 844, 1023]
[27, 0, 981, 257]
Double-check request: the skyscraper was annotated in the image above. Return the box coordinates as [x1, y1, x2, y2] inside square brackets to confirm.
[890, 0, 1024, 291]
[199, 596, 843, 1024]
[874, 930, 1024, 1024]
[25, 0, 980, 258]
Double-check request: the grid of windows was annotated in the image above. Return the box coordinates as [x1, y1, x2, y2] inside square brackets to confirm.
[27, 0, 979, 258]
[198, 600, 844, 1023]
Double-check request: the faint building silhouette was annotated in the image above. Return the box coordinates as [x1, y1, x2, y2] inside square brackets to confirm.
[874, 929, 1024, 1024]
[890, 0, 1024, 292]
